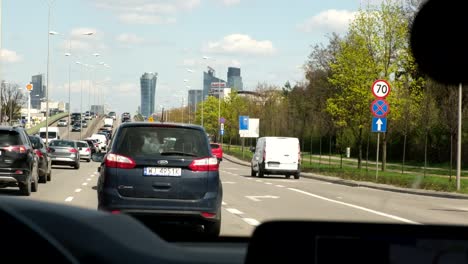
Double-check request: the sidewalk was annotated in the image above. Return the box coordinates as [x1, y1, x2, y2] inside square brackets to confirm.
[223, 154, 468, 200]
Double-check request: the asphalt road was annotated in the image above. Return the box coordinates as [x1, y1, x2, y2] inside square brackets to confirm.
[6, 118, 468, 238]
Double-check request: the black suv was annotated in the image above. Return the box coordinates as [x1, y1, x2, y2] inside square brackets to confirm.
[94, 123, 222, 237]
[0, 126, 39, 196]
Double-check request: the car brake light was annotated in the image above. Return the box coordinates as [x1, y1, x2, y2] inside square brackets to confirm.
[85, 148, 90, 152]
[189, 157, 219, 171]
[105, 153, 136, 169]
[111, 210, 121, 215]
[5, 145, 27, 153]
[298, 142, 301, 163]
[201, 212, 216, 218]
[34, 149, 43, 158]
[69, 148, 78, 153]
[14, 170, 23, 175]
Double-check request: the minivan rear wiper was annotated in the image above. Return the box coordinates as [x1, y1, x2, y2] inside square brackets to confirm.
[160, 151, 198, 157]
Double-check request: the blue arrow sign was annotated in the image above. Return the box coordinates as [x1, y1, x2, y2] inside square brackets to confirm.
[372, 117, 387, 132]
[239, 116, 249, 130]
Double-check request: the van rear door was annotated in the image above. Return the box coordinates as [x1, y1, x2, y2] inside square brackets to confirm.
[265, 138, 299, 170]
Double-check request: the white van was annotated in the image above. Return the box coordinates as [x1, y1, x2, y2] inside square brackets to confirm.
[250, 137, 301, 179]
[39, 127, 60, 142]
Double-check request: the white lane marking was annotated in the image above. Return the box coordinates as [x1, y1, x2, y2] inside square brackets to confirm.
[90, 174, 95, 178]
[243, 218, 260, 226]
[265, 182, 273, 185]
[65, 196, 74, 202]
[75, 188, 82, 193]
[246, 178, 253, 180]
[82, 182, 88, 186]
[276, 185, 285, 188]
[87, 178, 92, 181]
[222, 181, 236, 184]
[288, 188, 420, 225]
[222, 201, 227, 206]
[246, 195, 279, 202]
[226, 208, 244, 215]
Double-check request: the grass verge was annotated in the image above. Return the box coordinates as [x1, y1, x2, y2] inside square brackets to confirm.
[26, 113, 69, 135]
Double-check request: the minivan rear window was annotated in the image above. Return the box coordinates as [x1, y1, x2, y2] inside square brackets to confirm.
[210, 144, 220, 149]
[39, 132, 57, 139]
[114, 126, 210, 158]
[0, 131, 20, 146]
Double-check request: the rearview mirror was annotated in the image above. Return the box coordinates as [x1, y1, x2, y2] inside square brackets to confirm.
[92, 153, 105, 163]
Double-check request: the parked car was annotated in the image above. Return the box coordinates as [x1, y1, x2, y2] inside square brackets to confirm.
[48, 140, 80, 169]
[0, 126, 39, 195]
[77, 141, 91, 162]
[29, 135, 52, 183]
[57, 119, 68, 127]
[210, 143, 223, 162]
[250, 137, 301, 179]
[94, 122, 222, 237]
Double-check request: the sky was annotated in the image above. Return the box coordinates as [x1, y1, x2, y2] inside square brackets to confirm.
[0, 0, 366, 114]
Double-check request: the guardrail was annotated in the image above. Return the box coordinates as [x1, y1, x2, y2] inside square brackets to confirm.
[26, 113, 69, 135]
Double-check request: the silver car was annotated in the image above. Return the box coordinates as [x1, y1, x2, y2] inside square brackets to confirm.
[48, 140, 80, 169]
[77, 141, 91, 162]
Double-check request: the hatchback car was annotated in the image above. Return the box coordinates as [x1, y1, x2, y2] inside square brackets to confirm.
[210, 143, 223, 162]
[81, 120, 88, 128]
[77, 141, 91, 162]
[48, 140, 80, 169]
[71, 123, 81, 132]
[0, 126, 39, 195]
[29, 135, 52, 183]
[95, 123, 222, 237]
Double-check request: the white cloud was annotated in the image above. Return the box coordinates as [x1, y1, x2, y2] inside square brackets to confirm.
[222, 0, 240, 6]
[116, 33, 144, 44]
[0, 49, 22, 63]
[298, 9, 356, 34]
[92, 0, 200, 25]
[204, 34, 276, 56]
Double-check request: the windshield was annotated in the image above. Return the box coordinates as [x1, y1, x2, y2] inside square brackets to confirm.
[39, 132, 57, 139]
[4, 0, 465, 246]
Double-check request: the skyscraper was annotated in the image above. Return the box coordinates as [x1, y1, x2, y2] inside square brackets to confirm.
[140, 72, 157, 118]
[188, 89, 203, 113]
[227, 67, 243, 91]
[31, 74, 45, 109]
[203, 67, 226, 98]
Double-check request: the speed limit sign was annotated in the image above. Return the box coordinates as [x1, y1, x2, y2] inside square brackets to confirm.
[371, 80, 391, 98]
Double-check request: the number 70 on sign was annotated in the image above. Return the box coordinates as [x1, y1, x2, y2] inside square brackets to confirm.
[372, 80, 391, 98]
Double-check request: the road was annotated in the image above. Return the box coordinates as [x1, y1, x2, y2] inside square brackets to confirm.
[2, 144, 468, 238]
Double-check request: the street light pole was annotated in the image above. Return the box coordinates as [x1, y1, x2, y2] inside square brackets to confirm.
[45, 0, 56, 145]
[65, 42, 72, 139]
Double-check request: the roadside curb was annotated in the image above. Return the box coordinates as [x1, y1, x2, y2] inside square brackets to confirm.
[223, 154, 468, 200]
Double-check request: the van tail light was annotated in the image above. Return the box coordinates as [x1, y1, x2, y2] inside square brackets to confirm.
[69, 148, 78, 153]
[5, 145, 27, 154]
[105, 153, 136, 169]
[34, 149, 44, 158]
[85, 148, 90, 152]
[189, 157, 219, 171]
[298, 142, 301, 163]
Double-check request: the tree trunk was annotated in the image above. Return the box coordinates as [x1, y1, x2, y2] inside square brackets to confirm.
[357, 127, 363, 169]
[402, 133, 407, 174]
[319, 136, 322, 167]
[382, 132, 387, 171]
[424, 131, 428, 178]
[329, 135, 332, 168]
[309, 135, 312, 165]
[229, 137, 232, 151]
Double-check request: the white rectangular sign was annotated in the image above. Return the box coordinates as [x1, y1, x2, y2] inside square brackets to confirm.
[239, 118, 259, 138]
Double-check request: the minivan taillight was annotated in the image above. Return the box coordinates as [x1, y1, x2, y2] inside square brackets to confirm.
[5, 145, 27, 153]
[105, 153, 136, 169]
[189, 157, 219, 171]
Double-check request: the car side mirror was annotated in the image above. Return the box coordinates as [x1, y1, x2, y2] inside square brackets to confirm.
[92, 153, 105, 163]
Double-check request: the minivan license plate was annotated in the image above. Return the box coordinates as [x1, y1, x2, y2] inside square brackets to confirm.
[144, 167, 182, 177]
